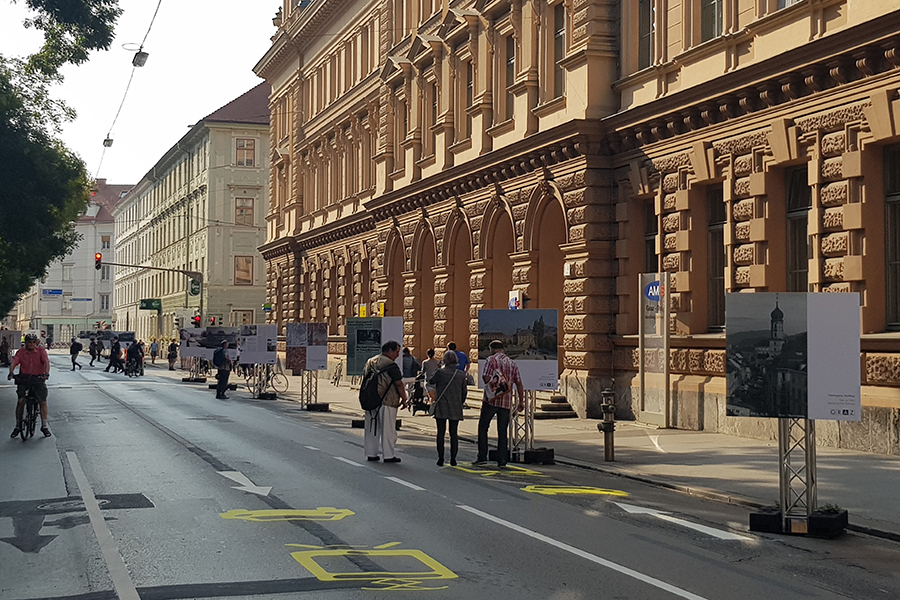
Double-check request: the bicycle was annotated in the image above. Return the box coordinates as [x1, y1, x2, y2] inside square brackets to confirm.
[331, 359, 343, 386]
[244, 361, 289, 396]
[11, 374, 45, 441]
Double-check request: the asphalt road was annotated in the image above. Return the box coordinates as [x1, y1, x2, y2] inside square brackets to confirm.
[2, 355, 900, 600]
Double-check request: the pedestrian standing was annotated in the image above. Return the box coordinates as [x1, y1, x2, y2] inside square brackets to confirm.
[213, 340, 232, 399]
[421, 348, 440, 402]
[429, 351, 467, 466]
[474, 340, 524, 468]
[363, 341, 407, 463]
[69, 337, 83, 371]
[149, 339, 159, 364]
[447, 341, 470, 373]
[167, 339, 178, 370]
[88, 339, 98, 366]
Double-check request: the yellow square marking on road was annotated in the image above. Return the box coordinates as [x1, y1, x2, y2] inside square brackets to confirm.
[219, 508, 355, 522]
[286, 543, 457, 590]
[453, 463, 546, 477]
[521, 485, 630, 497]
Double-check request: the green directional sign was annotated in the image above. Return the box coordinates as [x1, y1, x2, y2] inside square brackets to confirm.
[189, 279, 201, 296]
[139, 298, 162, 311]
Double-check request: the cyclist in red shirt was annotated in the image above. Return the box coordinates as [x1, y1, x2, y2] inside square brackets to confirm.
[8, 333, 51, 437]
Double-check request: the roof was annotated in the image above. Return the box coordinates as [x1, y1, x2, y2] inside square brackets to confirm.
[202, 82, 270, 125]
[89, 179, 132, 209]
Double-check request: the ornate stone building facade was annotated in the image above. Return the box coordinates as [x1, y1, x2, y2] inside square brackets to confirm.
[256, 0, 900, 451]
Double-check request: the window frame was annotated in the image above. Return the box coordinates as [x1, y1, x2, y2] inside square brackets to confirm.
[235, 138, 256, 168]
[638, 0, 654, 70]
[700, 0, 723, 43]
[706, 185, 727, 331]
[234, 256, 254, 286]
[644, 200, 658, 274]
[885, 146, 900, 328]
[786, 166, 812, 293]
[552, 3, 566, 99]
[235, 197, 254, 227]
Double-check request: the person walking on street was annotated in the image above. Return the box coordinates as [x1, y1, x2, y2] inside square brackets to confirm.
[474, 340, 524, 468]
[105, 337, 123, 373]
[69, 337, 83, 371]
[363, 341, 407, 463]
[429, 351, 467, 466]
[421, 348, 440, 402]
[0, 336, 10, 367]
[149, 339, 159, 364]
[167, 339, 178, 370]
[213, 340, 232, 399]
[88, 339, 98, 366]
[447, 341, 470, 373]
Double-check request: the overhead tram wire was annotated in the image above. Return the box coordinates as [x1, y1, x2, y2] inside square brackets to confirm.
[93, 0, 165, 180]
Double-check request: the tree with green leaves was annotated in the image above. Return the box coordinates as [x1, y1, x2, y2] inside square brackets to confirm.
[0, 0, 121, 318]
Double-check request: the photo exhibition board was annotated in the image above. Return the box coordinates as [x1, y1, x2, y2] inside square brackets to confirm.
[345, 317, 403, 376]
[477, 309, 559, 392]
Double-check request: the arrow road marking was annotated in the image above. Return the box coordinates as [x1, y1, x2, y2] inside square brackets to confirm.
[217, 471, 272, 496]
[614, 503, 752, 541]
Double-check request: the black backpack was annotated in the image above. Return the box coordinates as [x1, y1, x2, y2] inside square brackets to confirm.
[359, 366, 391, 411]
[213, 347, 227, 368]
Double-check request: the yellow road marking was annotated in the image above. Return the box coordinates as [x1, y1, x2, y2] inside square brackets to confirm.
[521, 485, 629, 497]
[219, 508, 355, 522]
[287, 543, 457, 590]
[453, 463, 546, 477]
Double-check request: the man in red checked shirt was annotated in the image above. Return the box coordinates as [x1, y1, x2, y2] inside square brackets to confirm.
[8, 333, 51, 438]
[473, 340, 524, 468]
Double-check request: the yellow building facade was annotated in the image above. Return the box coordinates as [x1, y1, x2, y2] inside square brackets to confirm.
[256, 0, 900, 451]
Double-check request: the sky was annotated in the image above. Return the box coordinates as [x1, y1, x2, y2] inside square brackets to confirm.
[0, 0, 280, 185]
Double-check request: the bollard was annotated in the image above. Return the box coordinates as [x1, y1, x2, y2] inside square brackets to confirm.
[598, 388, 616, 462]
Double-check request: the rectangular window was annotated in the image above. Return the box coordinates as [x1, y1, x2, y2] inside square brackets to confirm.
[62, 264, 73, 281]
[236, 138, 256, 167]
[886, 147, 900, 327]
[233, 310, 254, 326]
[553, 4, 566, 98]
[778, 0, 802, 8]
[707, 185, 727, 330]
[100, 294, 109, 311]
[786, 167, 812, 292]
[700, 0, 723, 42]
[644, 201, 658, 274]
[465, 61, 474, 138]
[638, 0, 654, 69]
[101, 236, 110, 250]
[505, 35, 515, 120]
[235, 198, 254, 226]
[234, 256, 253, 286]
[101, 265, 110, 281]
[430, 81, 438, 154]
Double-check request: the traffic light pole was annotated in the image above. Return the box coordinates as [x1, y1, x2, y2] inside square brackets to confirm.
[96, 260, 204, 328]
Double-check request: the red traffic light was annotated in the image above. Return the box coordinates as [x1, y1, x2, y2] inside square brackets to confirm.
[192, 315, 201, 327]
[94, 253, 102, 270]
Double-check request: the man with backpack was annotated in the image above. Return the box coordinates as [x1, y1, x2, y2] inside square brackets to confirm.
[69, 337, 83, 371]
[213, 340, 232, 399]
[360, 340, 407, 463]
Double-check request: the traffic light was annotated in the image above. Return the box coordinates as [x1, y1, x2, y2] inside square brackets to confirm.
[209, 316, 216, 326]
[192, 315, 201, 327]
[95, 253, 102, 270]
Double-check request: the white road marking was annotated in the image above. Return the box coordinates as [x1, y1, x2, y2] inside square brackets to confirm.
[614, 503, 752, 541]
[458, 504, 710, 600]
[305, 446, 320, 451]
[385, 476, 426, 491]
[649, 434, 667, 453]
[217, 471, 272, 496]
[333, 456, 364, 467]
[66, 452, 141, 600]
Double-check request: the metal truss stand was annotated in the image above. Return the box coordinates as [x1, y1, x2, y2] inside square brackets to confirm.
[510, 391, 535, 460]
[778, 417, 817, 534]
[299, 370, 318, 408]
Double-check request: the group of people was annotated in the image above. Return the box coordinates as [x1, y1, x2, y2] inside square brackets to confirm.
[65, 336, 181, 373]
[362, 339, 523, 467]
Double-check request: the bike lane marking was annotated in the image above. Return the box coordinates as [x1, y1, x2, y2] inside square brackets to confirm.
[457, 504, 709, 600]
[384, 476, 426, 491]
[66, 452, 142, 600]
[333, 456, 364, 467]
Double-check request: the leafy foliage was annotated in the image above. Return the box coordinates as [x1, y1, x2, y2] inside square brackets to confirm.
[0, 1, 121, 318]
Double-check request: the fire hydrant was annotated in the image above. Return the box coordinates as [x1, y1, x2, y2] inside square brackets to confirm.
[598, 388, 616, 462]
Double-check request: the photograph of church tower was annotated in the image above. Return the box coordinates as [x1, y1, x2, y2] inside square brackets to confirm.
[726, 293, 809, 418]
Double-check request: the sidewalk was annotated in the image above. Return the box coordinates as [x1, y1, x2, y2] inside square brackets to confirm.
[301, 380, 900, 541]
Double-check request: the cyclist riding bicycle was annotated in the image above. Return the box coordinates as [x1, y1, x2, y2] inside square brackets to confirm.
[8, 333, 51, 438]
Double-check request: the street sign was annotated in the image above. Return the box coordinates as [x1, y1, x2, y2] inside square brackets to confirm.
[139, 298, 162, 311]
[262, 303, 272, 312]
[41, 289, 63, 296]
[189, 279, 201, 296]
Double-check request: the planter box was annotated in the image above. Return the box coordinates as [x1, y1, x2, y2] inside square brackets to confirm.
[808, 510, 848, 539]
[749, 510, 783, 534]
[305, 402, 330, 412]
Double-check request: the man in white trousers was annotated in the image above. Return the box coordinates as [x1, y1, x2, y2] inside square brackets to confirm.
[363, 340, 408, 463]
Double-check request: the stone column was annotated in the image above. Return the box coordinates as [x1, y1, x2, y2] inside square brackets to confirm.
[510, 251, 538, 306]
[403, 271, 420, 351]
[467, 259, 492, 366]
[433, 265, 453, 350]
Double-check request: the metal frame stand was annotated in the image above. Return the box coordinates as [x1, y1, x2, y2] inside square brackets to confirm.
[299, 369, 318, 408]
[778, 418, 817, 533]
[510, 391, 535, 459]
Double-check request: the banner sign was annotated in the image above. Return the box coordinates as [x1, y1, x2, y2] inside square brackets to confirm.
[477, 309, 559, 391]
[345, 317, 403, 376]
[179, 327, 239, 360]
[726, 293, 860, 421]
[285, 323, 329, 372]
[239, 324, 277, 365]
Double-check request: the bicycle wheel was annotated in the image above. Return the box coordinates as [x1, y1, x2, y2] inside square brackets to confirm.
[271, 373, 289, 394]
[24, 402, 36, 440]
